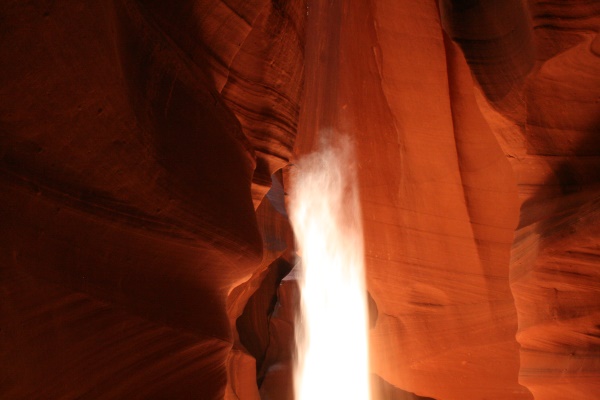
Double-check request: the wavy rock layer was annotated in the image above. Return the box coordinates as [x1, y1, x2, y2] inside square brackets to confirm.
[294, 1, 528, 399]
[444, 1, 600, 398]
[1, 0, 599, 399]
[1, 0, 265, 398]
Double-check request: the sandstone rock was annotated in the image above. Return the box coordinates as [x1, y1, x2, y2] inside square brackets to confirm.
[1, 0, 599, 399]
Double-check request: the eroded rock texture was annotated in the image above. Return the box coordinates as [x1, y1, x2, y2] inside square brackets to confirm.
[443, 1, 600, 398]
[1, 0, 599, 399]
[295, 1, 527, 399]
[1, 0, 301, 398]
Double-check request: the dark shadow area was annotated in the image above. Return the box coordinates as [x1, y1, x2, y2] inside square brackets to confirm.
[237, 257, 293, 387]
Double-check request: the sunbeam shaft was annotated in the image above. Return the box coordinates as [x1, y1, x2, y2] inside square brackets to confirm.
[290, 139, 371, 400]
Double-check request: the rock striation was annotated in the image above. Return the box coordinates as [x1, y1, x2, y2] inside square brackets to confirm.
[1, 0, 599, 399]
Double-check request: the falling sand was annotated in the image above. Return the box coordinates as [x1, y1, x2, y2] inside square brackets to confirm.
[290, 136, 371, 400]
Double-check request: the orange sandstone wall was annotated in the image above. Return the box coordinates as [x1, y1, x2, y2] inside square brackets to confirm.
[294, 1, 529, 399]
[1, 0, 599, 399]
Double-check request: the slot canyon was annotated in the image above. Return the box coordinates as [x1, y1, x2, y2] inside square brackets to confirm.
[1, 0, 599, 399]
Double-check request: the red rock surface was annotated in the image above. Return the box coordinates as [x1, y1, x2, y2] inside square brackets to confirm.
[1, 0, 599, 399]
[295, 2, 527, 399]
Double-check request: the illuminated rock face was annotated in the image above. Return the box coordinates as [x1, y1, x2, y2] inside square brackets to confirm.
[1, 1, 598, 399]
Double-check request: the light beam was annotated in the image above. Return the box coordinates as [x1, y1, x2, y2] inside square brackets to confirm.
[290, 137, 371, 400]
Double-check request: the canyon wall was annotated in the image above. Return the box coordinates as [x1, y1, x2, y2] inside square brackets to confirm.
[1, 0, 598, 399]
